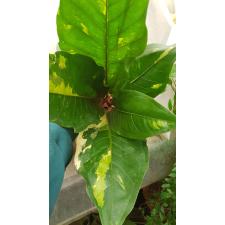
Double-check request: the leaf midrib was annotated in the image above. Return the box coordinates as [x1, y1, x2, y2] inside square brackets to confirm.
[114, 108, 175, 122]
[129, 58, 159, 84]
[104, 0, 109, 84]
[49, 92, 95, 99]
[129, 47, 175, 84]
[104, 114, 138, 225]
[105, 113, 113, 224]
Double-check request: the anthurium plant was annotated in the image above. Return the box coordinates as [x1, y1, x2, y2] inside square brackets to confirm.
[49, 1, 176, 225]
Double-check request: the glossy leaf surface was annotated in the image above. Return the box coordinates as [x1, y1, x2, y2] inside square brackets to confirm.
[115, 44, 176, 97]
[75, 115, 149, 225]
[109, 90, 176, 140]
[57, 0, 149, 86]
[49, 52, 104, 131]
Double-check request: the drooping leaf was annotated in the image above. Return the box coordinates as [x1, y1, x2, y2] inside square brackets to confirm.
[109, 90, 176, 140]
[116, 44, 176, 97]
[49, 52, 104, 131]
[74, 115, 149, 225]
[57, 0, 149, 87]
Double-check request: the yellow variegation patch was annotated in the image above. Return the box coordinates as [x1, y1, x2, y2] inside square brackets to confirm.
[58, 55, 66, 69]
[63, 24, 72, 30]
[117, 175, 125, 190]
[75, 131, 88, 169]
[154, 47, 174, 64]
[118, 37, 126, 47]
[93, 149, 111, 207]
[80, 23, 89, 35]
[97, 0, 106, 15]
[151, 83, 162, 89]
[49, 72, 77, 96]
[151, 120, 168, 130]
[75, 114, 107, 170]
[82, 144, 92, 153]
[68, 49, 76, 54]
[74, 114, 112, 207]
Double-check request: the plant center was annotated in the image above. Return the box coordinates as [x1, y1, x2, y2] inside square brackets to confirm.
[99, 93, 115, 112]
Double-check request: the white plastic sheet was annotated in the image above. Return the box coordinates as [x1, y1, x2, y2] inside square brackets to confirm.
[147, 0, 176, 45]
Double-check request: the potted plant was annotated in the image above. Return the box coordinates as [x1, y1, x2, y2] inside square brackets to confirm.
[49, 1, 176, 225]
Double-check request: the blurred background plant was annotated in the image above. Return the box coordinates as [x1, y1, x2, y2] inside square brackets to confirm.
[168, 63, 176, 115]
[145, 165, 176, 225]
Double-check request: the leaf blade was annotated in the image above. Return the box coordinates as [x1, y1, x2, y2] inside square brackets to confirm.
[49, 52, 104, 131]
[49, 52, 104, 97]
[75, 115, 149, 225]
[122, 44, 176, 97]
[49, 93, 103, 132]
[109, 90, 176, 140]
[57, 0, 149, 87]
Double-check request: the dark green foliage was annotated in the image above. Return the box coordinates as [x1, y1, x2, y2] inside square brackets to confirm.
[146, 165, 176, 225]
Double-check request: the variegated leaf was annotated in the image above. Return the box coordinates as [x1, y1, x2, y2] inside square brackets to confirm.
[109, 90, 176, 140]
[49, 52, 104, 131]
[57, 0, 149, 87]
[49, 52, 105, 97]
[75, 115, 149, 225]
[112, 44, 176, 97]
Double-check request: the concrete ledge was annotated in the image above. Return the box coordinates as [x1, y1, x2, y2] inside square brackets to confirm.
[50, 134, 176, 225]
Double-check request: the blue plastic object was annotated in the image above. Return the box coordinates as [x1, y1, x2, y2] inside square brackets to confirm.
[49, 123, 74, 215]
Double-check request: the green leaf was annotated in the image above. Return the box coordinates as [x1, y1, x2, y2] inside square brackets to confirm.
[168, 99, 173, 111]
[75, 115, 149, 225]
[49, 52, 104, 131]
[109, 90, 176, 140]
[169, 62, 176, 79]
[118, 44, 176, 97]
[49, 52, 104, 97]
[49, 94, 102, 132]
[57, 0, 149, 87]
